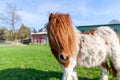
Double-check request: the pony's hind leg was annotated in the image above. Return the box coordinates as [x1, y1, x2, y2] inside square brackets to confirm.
[109, 58, 120, 80]
[62, 57, 78, 80]
[116, 72, 120, 80]
[100, 62, 109, 80]
[109, 47, 120, 80]
[111, 58, 120, 80]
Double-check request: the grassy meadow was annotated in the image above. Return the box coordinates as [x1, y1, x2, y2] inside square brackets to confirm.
[0, 45, 115, 80]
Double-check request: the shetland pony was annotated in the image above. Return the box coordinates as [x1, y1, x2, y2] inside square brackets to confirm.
[47, 13, 120, 80]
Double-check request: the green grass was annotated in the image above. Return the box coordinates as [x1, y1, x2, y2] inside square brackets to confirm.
[0, 45, 115, 80]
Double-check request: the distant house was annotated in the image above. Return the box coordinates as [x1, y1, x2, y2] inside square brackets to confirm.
[77, 23, 120, 35]
[31, 32, 47, 44]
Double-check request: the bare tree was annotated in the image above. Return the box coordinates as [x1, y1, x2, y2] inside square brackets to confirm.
[0, 3, 21, 33]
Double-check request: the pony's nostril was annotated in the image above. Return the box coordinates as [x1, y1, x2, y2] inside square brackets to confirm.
[59, 54, 69, 61]
[60, 54, 64, 60]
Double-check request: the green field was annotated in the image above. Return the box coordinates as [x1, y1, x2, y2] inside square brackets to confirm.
[0, 45, 115, 80]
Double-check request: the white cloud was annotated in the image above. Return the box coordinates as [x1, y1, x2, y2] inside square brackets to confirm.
[37, 2, 61, 13]
[17, 2, 62, 30]
[18, 11, 48, 29]
[1, 0, 120, 30]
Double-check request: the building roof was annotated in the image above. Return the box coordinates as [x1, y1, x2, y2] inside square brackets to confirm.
[31, 32, 47, 35]
[77, 23, 120, 28]
[76, 23, 120, 35]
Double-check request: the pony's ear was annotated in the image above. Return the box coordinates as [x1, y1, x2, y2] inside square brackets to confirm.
[49, 13, 55, 21]
[50, 13, 54, 17]
[66, 14, 70, 17]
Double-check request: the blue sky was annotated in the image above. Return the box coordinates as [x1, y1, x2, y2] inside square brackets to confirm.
[0, 0, 120, 30]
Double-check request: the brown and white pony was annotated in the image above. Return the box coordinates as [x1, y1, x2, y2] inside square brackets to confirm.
[47, 13, 120, 80]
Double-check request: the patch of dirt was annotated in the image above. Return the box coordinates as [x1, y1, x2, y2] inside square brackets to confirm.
[0, 41, 26, 46]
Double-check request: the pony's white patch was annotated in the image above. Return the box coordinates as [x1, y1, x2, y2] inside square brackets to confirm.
[62, 57, 78, 80]
[75, 27, 120, 67]
[77, 34, 107, 67]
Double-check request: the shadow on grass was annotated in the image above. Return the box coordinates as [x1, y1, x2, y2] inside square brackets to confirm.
[0, 68, 99, 80]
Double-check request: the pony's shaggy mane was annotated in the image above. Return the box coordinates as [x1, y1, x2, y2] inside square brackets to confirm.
[47, 13, 76, 55]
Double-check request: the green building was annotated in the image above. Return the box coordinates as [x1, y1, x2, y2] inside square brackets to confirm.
[77, 23, 120, 35]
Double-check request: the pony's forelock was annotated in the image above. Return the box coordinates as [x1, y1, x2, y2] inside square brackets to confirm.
[47, 13, 76, 55]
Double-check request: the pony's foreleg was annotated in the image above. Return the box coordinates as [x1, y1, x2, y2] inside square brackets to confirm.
[62, 68, 78, 80]
[62, 57, 78, 80]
